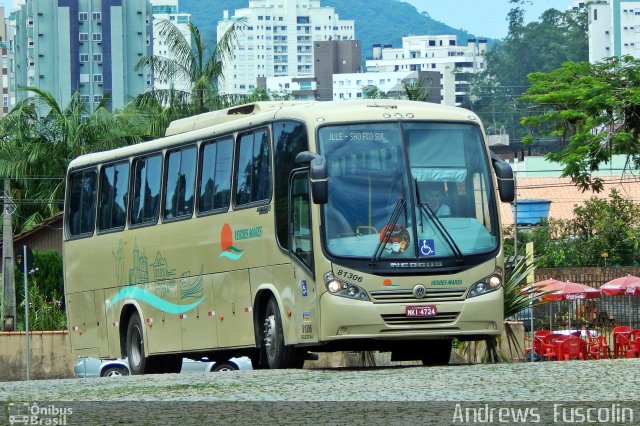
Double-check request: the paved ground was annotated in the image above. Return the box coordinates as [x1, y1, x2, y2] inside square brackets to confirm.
[2, 359, 639, 425]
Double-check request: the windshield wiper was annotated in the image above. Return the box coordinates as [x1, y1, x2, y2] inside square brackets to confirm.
[415, 179, 464, 263]
[370, 198, 406, 265]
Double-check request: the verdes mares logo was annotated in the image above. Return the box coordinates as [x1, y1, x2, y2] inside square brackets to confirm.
[219, 223, 263, 260]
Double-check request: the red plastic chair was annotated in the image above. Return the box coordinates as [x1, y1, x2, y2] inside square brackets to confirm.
[534, 330, 551, 339]
[541, 334, 570, 361]
[625, 330, 640, 358]
[560, 336, 588, 361]
[587, 335, 610, 360]
[613, 326, 633, 358]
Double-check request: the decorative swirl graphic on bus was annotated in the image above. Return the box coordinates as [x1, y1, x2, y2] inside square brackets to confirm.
[107, 286, 204, 315]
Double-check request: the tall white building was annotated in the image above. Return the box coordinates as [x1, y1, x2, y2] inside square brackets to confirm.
[588, 0, 640, 62]
[365, 35, 486, 106]
[217, 0, 355, 95]
[150, 0, 191, 93]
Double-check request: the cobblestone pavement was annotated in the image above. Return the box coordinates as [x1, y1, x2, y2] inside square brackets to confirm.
[2, 359, 639, 425]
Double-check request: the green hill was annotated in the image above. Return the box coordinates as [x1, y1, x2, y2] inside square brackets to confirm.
[178, 0, 487, 61]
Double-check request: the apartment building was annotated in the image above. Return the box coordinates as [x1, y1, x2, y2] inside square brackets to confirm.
[217, 0, 355, 96]
[588, 0, 640, 62]
[331, 70, 441, 102]
[0, 6, 12, 115]
[365, 35, 486, 106]
[150, 0, 191, 93]
[13, 0, 153, 111]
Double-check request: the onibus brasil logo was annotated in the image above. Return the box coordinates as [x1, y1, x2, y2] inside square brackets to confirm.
[219, 223, 262, 260]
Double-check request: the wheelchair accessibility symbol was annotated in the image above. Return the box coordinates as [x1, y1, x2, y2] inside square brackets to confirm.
[419, 239, 435, 256]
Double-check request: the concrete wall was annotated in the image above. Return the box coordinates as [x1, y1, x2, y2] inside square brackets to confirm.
[0, 331, 75, 381]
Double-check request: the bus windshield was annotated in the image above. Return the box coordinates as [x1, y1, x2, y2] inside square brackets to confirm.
[318, 122, 499, 261]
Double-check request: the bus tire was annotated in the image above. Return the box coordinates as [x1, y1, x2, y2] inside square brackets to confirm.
[421, 339, 453, 366]
[126, 312, 148, 375]
[262, 297, 299, 369]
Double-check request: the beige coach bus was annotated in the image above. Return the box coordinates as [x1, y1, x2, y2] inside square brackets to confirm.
[63, 99, 515, 373]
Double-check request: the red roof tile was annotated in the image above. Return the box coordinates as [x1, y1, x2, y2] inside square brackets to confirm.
[500, 175, 640, 228]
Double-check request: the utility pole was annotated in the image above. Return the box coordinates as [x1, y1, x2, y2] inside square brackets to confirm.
[2, 179, 15, 331]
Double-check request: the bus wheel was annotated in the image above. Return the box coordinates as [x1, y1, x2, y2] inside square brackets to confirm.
[126, 312, 148, 375]
[421, 339, 453, 366]
[262, 297, 298, 369]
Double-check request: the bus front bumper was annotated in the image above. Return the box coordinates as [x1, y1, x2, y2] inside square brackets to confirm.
[319, 288, 504, 341]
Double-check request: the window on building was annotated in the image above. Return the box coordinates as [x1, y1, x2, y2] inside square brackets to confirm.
[93, 33, 102, 42]
[80, 54, 89, 62]
[79, 33, 89, 42]
[80, 95, 90, 103]
[94, 95, 103, 103]
[79, 12, 88, 21]
[93, 53, 102, 62]
[93, 12, 101, 21]
[93, 74, 103, 83]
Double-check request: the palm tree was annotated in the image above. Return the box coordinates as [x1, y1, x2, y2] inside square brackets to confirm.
[0, 87, 139, 230]
[134, 18, 246, 117]
[362, 78, 431, 102]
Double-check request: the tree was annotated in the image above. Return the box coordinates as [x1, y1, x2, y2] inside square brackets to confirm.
[469, 4, 588, 141]
[362, 78, 430, 101]
[0, 88, 139, 231]
[520, 56, 640, 192]
[505, 190, 640, 268]
[134, 18, 246, 120]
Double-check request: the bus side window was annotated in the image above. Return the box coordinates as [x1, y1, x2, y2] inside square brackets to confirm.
[164, 146, 196, 220]
[68, 169, 97, 237]
[273, 120, 309, 250]
[98, 162, 129, 231]
[198, 137, 233, 214]
[130, 154, 161, 226]
[235, 128, 271, 207]
[290, 171, 313, 269]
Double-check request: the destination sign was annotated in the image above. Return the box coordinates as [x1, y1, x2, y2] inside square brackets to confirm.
[325, 131, 390, 143]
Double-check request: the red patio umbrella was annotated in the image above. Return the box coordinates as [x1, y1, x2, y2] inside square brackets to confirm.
[600, 275, 640, 296]
[601, 275, 640, 326]
[528, 278, 601, 330]
[535, 279, 601, 301]
[625, 283, 640, 296]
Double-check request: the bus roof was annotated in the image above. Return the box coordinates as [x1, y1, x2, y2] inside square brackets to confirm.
[67, 99, 481, 171]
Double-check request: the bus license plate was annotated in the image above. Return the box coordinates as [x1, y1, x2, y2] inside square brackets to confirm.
[405, 305, 437, 317]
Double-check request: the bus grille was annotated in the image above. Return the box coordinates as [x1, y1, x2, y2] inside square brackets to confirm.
[380, 312, 460, 326]
[369, 288, 466, 303]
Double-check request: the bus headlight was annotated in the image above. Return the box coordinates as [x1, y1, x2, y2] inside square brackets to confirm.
[468, 272, 502, 298]
[324, 272, 370, 301]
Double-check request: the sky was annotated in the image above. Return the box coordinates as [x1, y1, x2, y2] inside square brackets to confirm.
[0, 0, 576, 40]
[404, 0, 576, 39]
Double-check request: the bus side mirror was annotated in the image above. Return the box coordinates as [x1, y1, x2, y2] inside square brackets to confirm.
[491, 153, 515, 203]
[295, 151, 328, 204]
